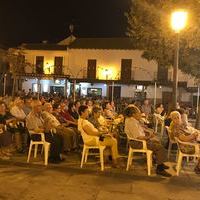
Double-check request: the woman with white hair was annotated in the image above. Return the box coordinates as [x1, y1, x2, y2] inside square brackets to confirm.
[169, 111, 200, 174]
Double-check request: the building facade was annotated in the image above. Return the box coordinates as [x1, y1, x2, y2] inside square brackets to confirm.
[15, 37, 198, 106]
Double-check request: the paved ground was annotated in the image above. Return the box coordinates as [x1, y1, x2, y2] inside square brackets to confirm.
[0, 151, 200, 200]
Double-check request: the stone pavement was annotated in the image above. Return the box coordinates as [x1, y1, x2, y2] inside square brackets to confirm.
[0, 152, 200, 200]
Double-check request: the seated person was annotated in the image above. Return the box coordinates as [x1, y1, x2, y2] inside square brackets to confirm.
[102, 101, 116, 119]
[26, 100, 63, 163]
[78, 105, 120, 168]
[59, 102, 78, 127]
[42, 103, 77, 151]
[124, 105, 171, 177]
[10, 98, 28, 153]
[170, 111, 200, 174]
[0, 101, 16, 160]
[88, 106, 109, 133]
[176, 108, 189, 127]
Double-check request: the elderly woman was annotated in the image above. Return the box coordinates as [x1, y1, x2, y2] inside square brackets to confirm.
[169, 111, 200, 174]
[124, 105, 171, 177]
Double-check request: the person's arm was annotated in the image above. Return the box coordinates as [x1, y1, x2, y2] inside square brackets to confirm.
[82, 122, 101, 137]
[136, 135, 150, 140]
[179, 133, 197, 142]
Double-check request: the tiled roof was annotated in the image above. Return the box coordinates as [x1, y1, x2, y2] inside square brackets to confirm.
[69, 38, 135, 50]
[21, 43, 67, 51]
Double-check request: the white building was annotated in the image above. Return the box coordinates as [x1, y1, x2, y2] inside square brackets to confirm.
[17, 37, 198, 106]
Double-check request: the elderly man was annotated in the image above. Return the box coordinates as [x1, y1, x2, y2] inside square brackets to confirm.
[26, 100, 63, 163]
[42, 103, 77, 152]
[124, 105, 171, 177]
[10, 98, 27, 153]
[170, 111, 200, 174]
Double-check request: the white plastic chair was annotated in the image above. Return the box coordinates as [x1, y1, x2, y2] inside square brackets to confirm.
[175, 137, 200, 176]
[165, 126, 177, 160]
[27, 130, 50, 166]
[154, 113, 165, 138]
[79, 120, 106, 171]
[126, 135, 153, 176]
[80, 144, 106, 171]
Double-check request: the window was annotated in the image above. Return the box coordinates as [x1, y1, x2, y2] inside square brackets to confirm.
[87, 59, 96, 79]
[121, 59, 132, 81]
[35, 56, 44, 74]
[157, 65, 168, 82]
[54, 57, 63, 74]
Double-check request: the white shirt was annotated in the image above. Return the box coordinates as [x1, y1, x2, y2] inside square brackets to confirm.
[10, 106, 26, 120]
[78, 118, 99, 145]
[124, 117, 145, 139]
[42, 111, 61, 128]
[26, 111, 44, 131]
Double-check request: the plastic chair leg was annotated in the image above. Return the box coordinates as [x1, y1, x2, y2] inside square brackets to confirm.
[34, 144, 38, 158]
[84, 148, 89, 163]
[126, 148, 132, 171]
[44, 143, 50, 166]
[80, 146, 86, 168]
[147, 151, 152, 176]
[99, 147, 104, 171]
[176, 154, 183, 176]
[27, 142, 33, 163]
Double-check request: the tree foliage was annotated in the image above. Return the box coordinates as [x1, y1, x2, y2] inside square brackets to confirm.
[126, 0, 200, 78]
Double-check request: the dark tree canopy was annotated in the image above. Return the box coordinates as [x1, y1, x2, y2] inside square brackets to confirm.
[126, 0, 200, 78]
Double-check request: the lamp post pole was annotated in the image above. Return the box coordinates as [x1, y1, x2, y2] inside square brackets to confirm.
[111, 81, 114, 102]
[173, 33, 180, 109]
[171, 10, 188, 109]
[154, 81, 157, 110]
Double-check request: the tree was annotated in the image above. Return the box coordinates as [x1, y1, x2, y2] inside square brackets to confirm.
[126, 0, 200, 128]
[4, 48, 28, 96]
[126, 0, 200, 68]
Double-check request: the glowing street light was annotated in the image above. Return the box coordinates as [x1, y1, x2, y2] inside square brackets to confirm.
[171, 11, 188, 33]
[171, 10, 188, 108]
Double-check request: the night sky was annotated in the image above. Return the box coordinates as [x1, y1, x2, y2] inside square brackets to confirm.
[0, 0, 131, 47]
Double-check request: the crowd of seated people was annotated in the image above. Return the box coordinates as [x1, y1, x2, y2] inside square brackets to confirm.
[0, 94, 200, 177]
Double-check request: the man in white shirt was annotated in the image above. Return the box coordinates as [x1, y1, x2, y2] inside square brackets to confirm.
[42, 103, 77, 152]
[26, 100, 63, 163]
[10, 98, 27, 153]
[124, 105, 171, 177]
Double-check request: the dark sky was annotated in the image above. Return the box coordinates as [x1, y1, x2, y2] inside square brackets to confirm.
[0, 0, 131, 47]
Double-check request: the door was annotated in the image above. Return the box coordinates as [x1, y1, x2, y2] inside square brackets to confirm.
[54, 57, 63, 74]
[87, 59, 96, 79]
[162, 91, 173, 108]
[121, 59, 132, 81]
[109, 86, 121, 100]
[157, 65, 168, 82]
[35, 56, 44, 74]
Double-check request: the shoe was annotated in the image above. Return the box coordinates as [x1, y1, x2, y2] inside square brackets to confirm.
[48, 158, 61, 164]
[156, 169, 172, 177]
[161, 164, 170, 170]
[194, 166, 200, 175]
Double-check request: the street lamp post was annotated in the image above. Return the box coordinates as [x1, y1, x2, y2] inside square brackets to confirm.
[171, 10, 188, 109]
